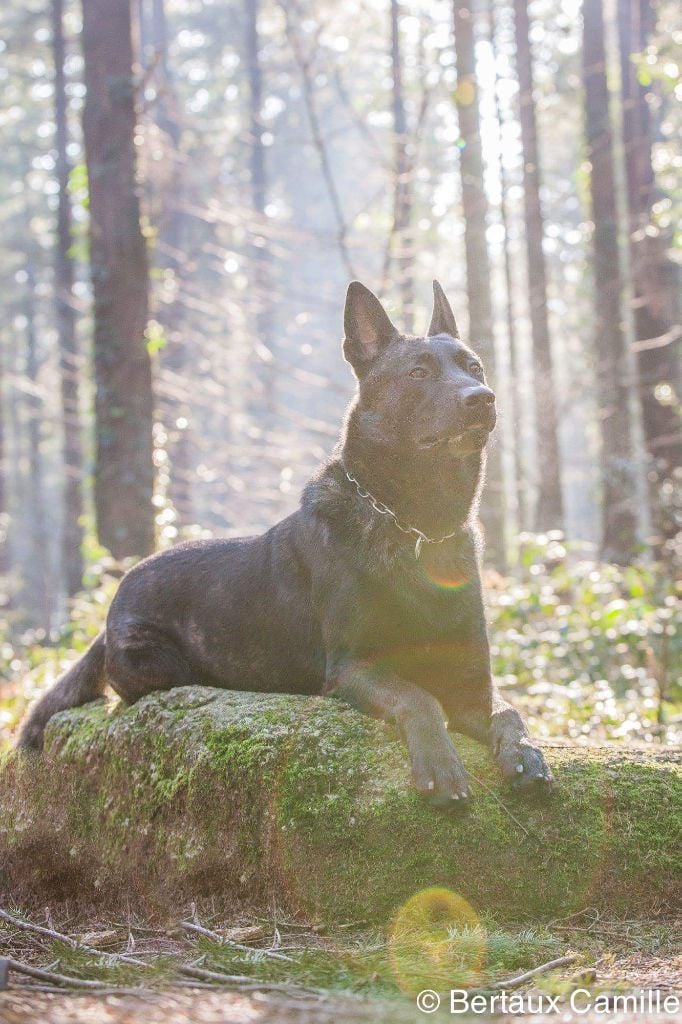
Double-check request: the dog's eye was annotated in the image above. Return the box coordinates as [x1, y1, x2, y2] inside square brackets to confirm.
[469, 362, 484, 379]
[409, 367, 429, 379]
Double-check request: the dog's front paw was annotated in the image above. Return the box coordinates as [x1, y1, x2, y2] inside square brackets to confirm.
[411, 743, 472, 810]
[497, 739, 553, 797]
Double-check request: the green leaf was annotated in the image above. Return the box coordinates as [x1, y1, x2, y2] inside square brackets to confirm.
[145, 319, 167, 354]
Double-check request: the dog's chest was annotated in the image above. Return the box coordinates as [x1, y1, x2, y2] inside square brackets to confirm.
[366, 541, 482, 642]
[358, 556, 486, 688]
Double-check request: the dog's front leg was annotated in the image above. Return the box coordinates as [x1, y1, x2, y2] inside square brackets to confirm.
[326, 658, 471, 807]
[448, 693, 553, 794]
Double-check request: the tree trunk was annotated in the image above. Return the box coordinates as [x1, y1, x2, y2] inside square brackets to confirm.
[0, 343, 8, 583]
[487, 0, 526, 536]
[389, 0, 414, 331]
[25, 262, 52, 630]
[617, 0, 681, 547]
[53, 0, 85, 596]
[5, 342, 24, 603]
[453, 0, 505, 567]
[82, 0, 155, 560]
[245, 0, 276, 416]
[583, 0, 638, 563]
[139, 0, 194, 528]
[512, 0, 564, 532]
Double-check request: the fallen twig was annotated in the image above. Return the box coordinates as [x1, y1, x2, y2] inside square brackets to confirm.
[489, 953, 579, 991]
[181, 920, 293, 962]
[178, 964, 256, 984]
[10, 982, 158, 997]
[178, 962, 321, 994]
[0, 907, 77, 948]
[4, 957, 112, 989]
[0, 906, 149, 968]
[0, 907, 320, 994]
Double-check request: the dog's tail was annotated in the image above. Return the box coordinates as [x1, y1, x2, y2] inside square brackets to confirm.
[16, 632, 107, 752]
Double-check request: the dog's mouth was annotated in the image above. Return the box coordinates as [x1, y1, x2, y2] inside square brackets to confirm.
[418, 422, 493, 450]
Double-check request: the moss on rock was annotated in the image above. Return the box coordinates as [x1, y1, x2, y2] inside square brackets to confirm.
[0, 687, 680, 922]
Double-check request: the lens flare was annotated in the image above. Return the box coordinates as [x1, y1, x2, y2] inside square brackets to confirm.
[389, 888, 485, 995]
[266, 694, 616, 934]
[417, 546, 474, 592]
[425, 569, 473, 592]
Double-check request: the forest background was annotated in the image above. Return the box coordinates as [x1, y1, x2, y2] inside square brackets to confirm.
[0, 0, 679, 748]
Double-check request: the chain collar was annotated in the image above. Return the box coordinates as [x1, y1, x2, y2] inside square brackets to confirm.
[342, 464, 459, 559]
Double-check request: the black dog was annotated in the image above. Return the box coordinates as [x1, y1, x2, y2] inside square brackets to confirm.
[19, 281, 553, 804]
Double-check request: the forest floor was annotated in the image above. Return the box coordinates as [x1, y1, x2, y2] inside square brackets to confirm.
[0, 907, 679, 1023]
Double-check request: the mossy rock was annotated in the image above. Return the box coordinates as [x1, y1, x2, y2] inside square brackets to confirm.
[0, 687, 680, 923]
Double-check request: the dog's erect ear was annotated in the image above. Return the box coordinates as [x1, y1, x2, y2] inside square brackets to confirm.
[428, 280, 460, 339]
[343, 282, 398, 376]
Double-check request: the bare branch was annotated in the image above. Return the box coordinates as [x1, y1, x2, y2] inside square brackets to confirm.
[280, 0, 356, 278]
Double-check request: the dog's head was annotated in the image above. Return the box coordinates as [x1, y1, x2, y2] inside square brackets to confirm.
[343, 280, 496, 457]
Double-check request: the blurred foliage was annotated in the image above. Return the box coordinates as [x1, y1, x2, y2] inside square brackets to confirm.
[488, 533, 681, 745]
[0, 557, 116, 749]
[1, 535, 679, 750]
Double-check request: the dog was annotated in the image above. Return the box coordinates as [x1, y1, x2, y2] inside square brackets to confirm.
[18, 281, 553, 805]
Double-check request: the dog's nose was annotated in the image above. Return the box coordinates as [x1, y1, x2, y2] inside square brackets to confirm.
[463, 386, 495, 407]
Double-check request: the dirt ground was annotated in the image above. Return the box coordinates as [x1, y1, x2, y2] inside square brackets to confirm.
[1, 905, 679, 1024]
[2, 986, 682, 1024]
[1, 988, 410, 1024]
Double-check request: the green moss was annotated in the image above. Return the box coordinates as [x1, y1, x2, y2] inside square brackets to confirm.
[0, 688, 679, 922]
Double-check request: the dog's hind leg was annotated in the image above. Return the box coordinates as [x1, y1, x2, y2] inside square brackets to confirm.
[447, 694, 553, 794]
[105, 620, 196, 704]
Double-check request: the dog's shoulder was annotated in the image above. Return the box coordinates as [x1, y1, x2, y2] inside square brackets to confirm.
[297, 460, 389, 563]
[301, 459, 355, 524]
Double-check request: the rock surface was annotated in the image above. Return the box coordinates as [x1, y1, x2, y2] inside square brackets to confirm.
[1, 687, 680, 922]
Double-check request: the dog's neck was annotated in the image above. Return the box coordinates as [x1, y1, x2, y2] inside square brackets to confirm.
[340, 420, 484, 539]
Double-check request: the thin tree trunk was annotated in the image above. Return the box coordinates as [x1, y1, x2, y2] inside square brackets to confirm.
[583, 0, 637, 563]
[245, 0, 266, 230]
[617, 0, 681, 547]
[82, 0, 155, 560]
[155, 0, 193, 529]
[25, 262, 52, 630]
[512, 0, 563, 531]
[6, 342, 23, 592]
[245, 0, 276, 417]
[53, 0, 85, 596]
[453, 0, 505, 567]
[0, 343, 9, 583]
[390, 0, 414, 330]
[487, 0, 526, 534]
[139, 0, 194, 527]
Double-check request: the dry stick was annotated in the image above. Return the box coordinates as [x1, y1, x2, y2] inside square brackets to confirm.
[0, 907, 149, 968]
[179, 963, 322, 995]
[0, 916, 303, 995]
[0, 905, 205, 991]
[175, 979, 227, 990]
[0, 906, 294, 989]
[489, 954, 579, 991]
[180, 964, 261, 984]
[181, 920, 294, 962]
[469, 774, 533, 839]
[0, 908, 78, 947]
[10, 982, 159, 997]
[4, 958, 113, 990]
